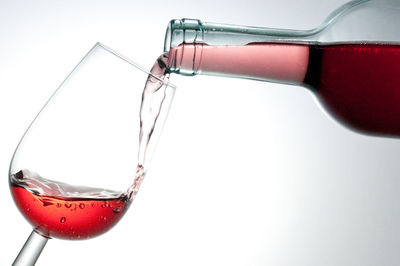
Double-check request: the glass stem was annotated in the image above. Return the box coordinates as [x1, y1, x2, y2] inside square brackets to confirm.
[13, 230, 49, 266]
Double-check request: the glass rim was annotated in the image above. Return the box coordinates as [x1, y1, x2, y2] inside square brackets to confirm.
[95, 42, 176, 89]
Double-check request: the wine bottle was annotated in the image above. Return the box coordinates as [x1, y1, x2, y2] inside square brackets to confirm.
[164, 0, 400, 137]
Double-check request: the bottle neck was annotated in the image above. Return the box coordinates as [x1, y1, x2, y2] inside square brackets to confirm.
[164, 19, 205, 76]
[164, 19, 311, 84]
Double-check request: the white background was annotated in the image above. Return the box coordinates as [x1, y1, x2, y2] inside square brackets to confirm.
[1, 0, 400, 265]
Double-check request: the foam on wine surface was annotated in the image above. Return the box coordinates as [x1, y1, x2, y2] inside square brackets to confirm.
[11, 169, 123, 199]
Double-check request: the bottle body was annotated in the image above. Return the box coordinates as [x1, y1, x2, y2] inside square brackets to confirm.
[164, 0, 400, 137]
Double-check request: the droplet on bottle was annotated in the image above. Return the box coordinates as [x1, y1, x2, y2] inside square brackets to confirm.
[65, 203, 72, 208]
[112, 207, 121, 213]
[101, 202, 107, 208]
[79, 203, 85, 209]
[26, 208, 30, 212]
[60, 217, 66, 223]
[56, 203, 62, 208]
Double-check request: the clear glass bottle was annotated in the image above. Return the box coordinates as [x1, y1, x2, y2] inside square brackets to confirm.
[163, 0, 400, 137]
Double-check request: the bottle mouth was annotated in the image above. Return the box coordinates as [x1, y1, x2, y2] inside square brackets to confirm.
[163, 19, 204, 53]
[163, 19, 205, 75]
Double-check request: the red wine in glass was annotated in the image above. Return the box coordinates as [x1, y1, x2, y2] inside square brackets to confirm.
[10, 170, 130, 240]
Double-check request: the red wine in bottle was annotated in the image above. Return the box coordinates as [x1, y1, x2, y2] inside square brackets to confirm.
[305, 43, 400, 137]
[169, 42, 400, 137]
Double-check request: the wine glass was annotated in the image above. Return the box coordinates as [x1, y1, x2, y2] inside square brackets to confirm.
[9, 43, 175, 265]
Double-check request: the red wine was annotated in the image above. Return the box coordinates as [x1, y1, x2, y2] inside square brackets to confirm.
[169, 42, 309, 83]
[138, 53, 169, 166]
[169, 43, 400, 137]
[10, 170, 129, 240]
[305, 43, 400, 137]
